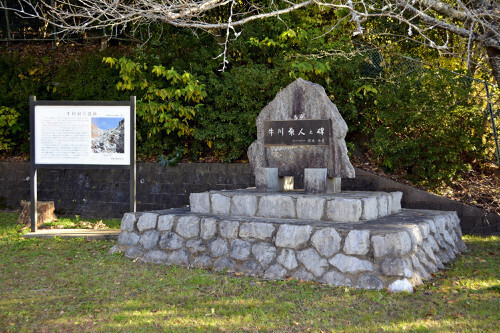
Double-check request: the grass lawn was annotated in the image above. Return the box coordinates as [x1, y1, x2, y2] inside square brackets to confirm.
[0, 210, 498, 332]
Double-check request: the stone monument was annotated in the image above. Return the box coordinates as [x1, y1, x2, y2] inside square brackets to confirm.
[114, 79, 466, 292]
[248, 78, 354, 192]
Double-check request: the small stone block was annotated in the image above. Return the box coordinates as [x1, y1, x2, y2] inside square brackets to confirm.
[327, 177, 341, 194]
[304, 168, 327, 194]
[189, 192, 211, 213]
[255, 167, 279, 191]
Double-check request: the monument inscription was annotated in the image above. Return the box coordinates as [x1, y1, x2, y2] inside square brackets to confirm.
[264, 120, 331, 146]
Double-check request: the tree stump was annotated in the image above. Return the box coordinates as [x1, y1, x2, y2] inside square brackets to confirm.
[18, 201, 58, 229]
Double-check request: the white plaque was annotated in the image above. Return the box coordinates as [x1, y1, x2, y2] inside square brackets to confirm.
[34, 105, 131, 165]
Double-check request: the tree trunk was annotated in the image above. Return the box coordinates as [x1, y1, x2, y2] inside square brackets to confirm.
[486, 46, 500, 88]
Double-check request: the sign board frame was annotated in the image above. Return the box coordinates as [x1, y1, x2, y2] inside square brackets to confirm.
[29, 96, 137, 232]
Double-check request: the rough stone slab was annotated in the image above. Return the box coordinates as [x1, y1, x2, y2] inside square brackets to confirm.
[211, 193, 231, 215]
[356, 274, 383, 290]
[343, 230, 370, 255]
[380, 257, 413, 278]
[169, 249, 190, 266]
[304, 168, 327, 194]
[326, 198, 361, 222]
[311, 228, 341, 257]
[186, 239, 207, 254]
[200, 218, 217, 240]
[257, 195, 296, 219]
[372, 231, 412, 258]
[240, 261, 264, 276]
[158, 215, 175, 232]
[159, 232, 185, 250]
[360, 197, 378, 220]
[125, 246, 144, 259]
[231, 195, 258, 217]
[275, 224, 313, 249]
[142, 250, 168, 264]
[193, 255, 212, 268]
[292, 269, 315, 282]
[230, 239, 252, 261]
[297, 249, 329, 277]
[377, 195, 389, 217]
[390, 192, 403, 213]
[121, 213, 136, 232]
[296, 197, 326, 220]
[189, 192, 211, 214]
[252, 243, 276, 268]
[118, 231, 140, 246]
[219, 220, 239, 239]
[322, 271, 352, 286]
[329, 254, 374, 274]
[264, 264, 287, 280]
[239, 222, 275, 240]
[137, 213, 159, 232]
[139, 230, 160, 250]
[176, 216, 200, 239]
[210, 238, 229, 258]
[255, 167, 279, 191]
[277, 249, 298, 270]
[388, 279, 413, 293]
[214, 258, 236, 272]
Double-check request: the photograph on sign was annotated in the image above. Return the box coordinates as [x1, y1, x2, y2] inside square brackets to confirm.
[34, 105, 131, 165]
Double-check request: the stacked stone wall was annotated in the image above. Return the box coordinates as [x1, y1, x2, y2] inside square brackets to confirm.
[115, 208, 466, 292]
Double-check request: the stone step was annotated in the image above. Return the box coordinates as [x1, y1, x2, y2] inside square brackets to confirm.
[117, 208, 466, 292]
[189, 189, 402, 223]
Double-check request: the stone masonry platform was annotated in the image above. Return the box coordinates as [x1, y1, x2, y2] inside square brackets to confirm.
[190, 190, 403, 223]
[115, 190, 466, 292]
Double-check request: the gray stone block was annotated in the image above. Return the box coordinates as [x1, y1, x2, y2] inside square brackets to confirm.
[231, 195, 258, 216]
[311, 228, 341, 257]
[257, 195, 296, 219]
[230, 239, 252, 261]
[142, 250, 168, 264]
[372, 231, 412, 258]
[193, 255, 212, 268]
[356, 274, 384, 290]
[292, 269, 315, 282]
[139, 230, 160, 250]
[327, 177, 341, 194]
[189, 192, 211, 214]
[304, 168, 327, 194]
[175, 216, 200, 239]
[137, 213, 158, 232]
[240, 261, 264, 276]
[210, 238, 229, 257]
[121, 213, 137, 231]
[211, 193, 231, 215]
[158, 215, 175, 232]
[322, 271, 352, 286]
[255, 167, 279, 191]
[377, 195, 389, 217]
[168, 249, 190, 266]
[276, 249, 298, 270]
[159, 232, 185, 250]
[296, 196, 326, 220]
[239, 222, 275, 240]
[200, 218, 217, 240]
[252, 243, 277, 267]
[219, 220, 239, 239]
[325, 198, 362, 222]
[297, 249, 329, 277]
[186, 239, 207, 254]
[118, 231, 140, 246]
[360, 197, 378, 220]
[125, 246, 144, 259]
[343, 230, 370, 255]
[264, 264, 287, 280]
[275, 224, 313, 249]
[388, 279, 413, 293]
[214, 258, 236, 272]
[329, 254, 374, 274]
[380, 257, 413, 278]
[390, 192, 403, 212]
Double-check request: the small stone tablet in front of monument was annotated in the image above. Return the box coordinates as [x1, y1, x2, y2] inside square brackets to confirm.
[248, 78, 354, 193]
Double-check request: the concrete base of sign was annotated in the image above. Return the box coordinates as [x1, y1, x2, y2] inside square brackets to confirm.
[255, 167, 279, 191]
[116, 202, 465, 293]
[304, 168, 341, 194]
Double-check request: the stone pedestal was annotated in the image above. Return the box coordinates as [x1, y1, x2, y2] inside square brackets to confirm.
[255, 167, 279, 191]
